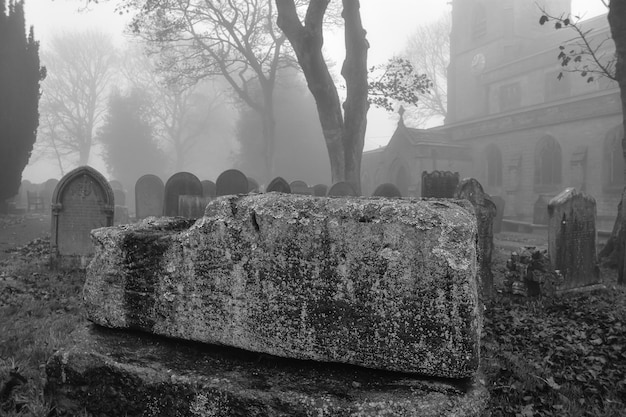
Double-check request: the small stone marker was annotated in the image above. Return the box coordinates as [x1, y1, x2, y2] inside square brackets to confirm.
[327, 181, 357, 196]
[50, 166, 114, 267]
[490, 195, 505, 233]
[312, 184, 328, 196]
[216, 169, 248, 196]
[548, 188, 600, 291]
[372, 183, 402, 198]
[163, 172, 202, 217]
[266, 177, 291, 193]
[135, 175, 164, 220]
[533, 195, 549, 225]
[201, 180, 216, 198]
[290, 180, 311, 195]
[455, 178, 497, 299]
[421, 171, 460, 198]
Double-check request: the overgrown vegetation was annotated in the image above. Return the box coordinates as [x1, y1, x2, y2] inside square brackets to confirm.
[0, 235, 625, 416]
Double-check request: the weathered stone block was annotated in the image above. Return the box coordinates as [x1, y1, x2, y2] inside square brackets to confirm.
[45, 324, 489, 417]
[85, 194, 480, 378]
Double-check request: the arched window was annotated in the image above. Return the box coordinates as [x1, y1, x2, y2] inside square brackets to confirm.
[534, 135, 562, 188]
[485, 144, 502, 187]
[605, 125, 624, 189]
[472, 2, 487, 40]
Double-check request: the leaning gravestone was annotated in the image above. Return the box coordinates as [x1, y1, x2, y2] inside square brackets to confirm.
[490, 195, 506, 233]
[163, 172, 202, 217]
[422, 171, 460, 198]
[372, 182, 402, 198]
[290, 180, 311, 195]
[455, 178, 497, 299]
[50, 166, 114, 268]
[200, 180, 216, 198]
[548, 188, 600, 291]
[312, 183, 328, 196]
[135, 175, 164, 220]
[216, 169, 248, 196]
[266, 176, 291, 193]
[327, 181, 357, 196]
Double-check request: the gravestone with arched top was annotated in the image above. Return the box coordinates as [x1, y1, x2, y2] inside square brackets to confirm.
[50, 166, 114, 268]
[163, 172, 202, 217]
[266, 177, 291, 193]
[135, 174, 164, 220]
[216, 169, 248, 196]
[327, 181, 357, 197]
[372, 183, 402, 198]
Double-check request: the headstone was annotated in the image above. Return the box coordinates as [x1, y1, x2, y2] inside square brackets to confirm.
[266, 177, 291, 193]
[547, 188, 600, 291]
[50, 166, 114, 267]
[216, 169, 248, 196]
[312, 184, 328, 197]
[455, 178, 497, 299]
[114, 206, 130, 225]
[490, 195, 505, 233]
[533, 195, 550, 225]
[163, 172, 202, 217]
[290, 180, 311, 195]
[178, 195, 213, 219]
[247, 177, 259, 193]
[135, 175, 164, 220]
[421, 171, 459, 198]
[327, 181, 357, 197]
[41, 178, 59, 210]
[372, 183, 402, 198]
[201, 180, 216, 198]
[109, 180, 124, 192]
[113, 189, 126, 207]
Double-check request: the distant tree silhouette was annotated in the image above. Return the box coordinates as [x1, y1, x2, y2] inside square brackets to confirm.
[0, 0, 45, 213]
[97, 88, 167, 192]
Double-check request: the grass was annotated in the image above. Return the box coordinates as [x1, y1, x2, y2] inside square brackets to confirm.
[0, 237, 625, 416]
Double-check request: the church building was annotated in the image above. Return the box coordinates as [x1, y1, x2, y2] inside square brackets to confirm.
[361, 0, 621, 231]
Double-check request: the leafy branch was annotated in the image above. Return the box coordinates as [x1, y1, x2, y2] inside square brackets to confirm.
[539, 8, 616, 83]
[367, 57, 432, 112]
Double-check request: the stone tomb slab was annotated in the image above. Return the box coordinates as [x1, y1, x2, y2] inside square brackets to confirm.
[45, 323, 488, 417]
[85, 195, 480, 378]
[548, 187, 600, 291]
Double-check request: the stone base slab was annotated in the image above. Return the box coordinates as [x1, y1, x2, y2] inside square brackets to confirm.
[45, 324, 488, 417]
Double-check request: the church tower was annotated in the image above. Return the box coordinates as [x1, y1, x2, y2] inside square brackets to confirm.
[447, 0, 571, 124]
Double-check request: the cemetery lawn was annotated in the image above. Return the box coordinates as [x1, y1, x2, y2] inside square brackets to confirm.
[0, 216, 623, 416]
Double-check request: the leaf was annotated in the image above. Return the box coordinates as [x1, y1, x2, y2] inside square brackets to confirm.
[546, 376, 561, 390]
[555, 22, 562, 29]
[539, 15, 549, 25]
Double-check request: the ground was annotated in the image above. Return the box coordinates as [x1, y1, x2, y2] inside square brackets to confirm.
[0, 213, 51, 261]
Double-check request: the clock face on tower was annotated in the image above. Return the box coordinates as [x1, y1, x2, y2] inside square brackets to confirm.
[471, 53, 486, 74]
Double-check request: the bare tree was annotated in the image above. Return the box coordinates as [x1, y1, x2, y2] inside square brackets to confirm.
[128, 0, 294, 182]
[36, 30, 118, 170]
[276, 0, 368, 193]
[402, 13, 450, 127]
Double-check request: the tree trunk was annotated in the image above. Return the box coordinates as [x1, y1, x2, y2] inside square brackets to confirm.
[261, 88, 276, 183]
[276, 0, 368, 194]
[608, 0, 626, 285]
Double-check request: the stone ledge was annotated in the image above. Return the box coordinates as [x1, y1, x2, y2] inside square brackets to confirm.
[45, 324, 489, 417]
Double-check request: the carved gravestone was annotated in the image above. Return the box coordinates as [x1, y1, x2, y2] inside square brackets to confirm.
[290, 180, 311, 195]
[135, 175, 164, 220]
[328, 181, 357, 197]
[216, 169, 248, 196]
[247, 177, 259, 193]
[312, 184, 328, 197]
[163, 172, 202, 217]
[201, 180, 216, 198]
[266, 177, 291, 193]
[533, 195, 550, 225]
[490, 195, 505, 233]
[455, 178, 497, 299]
[50, 166, 114, 267]
[421, 171, 459, 198]
[548, 188, 600, 291]
[372, 183, 402, 198]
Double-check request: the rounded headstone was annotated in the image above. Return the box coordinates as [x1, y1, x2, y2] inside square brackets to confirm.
[163, 172, 202, 217]
[216, 169, 248, 196]
[266, 177, 291, 193]
[327, 181, 357, 197]
[135, 175, 165, 220]
[372, 183, 402, 198]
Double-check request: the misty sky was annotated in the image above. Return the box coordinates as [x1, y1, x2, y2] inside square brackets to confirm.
[21, 0, 608, 182]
